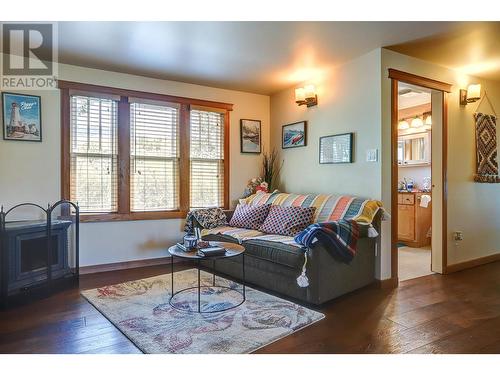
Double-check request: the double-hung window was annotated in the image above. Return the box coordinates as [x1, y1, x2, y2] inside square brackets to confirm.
[70, 95, 118, 213]
[60, 81, 231, 221]
[130, 100, 180, 212]
[190, 108, 225, 209]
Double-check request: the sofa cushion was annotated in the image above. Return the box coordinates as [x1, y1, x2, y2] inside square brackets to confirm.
[244, 239, 304, 269]
[260, 205, 315, 236]
[229, 203, 270, 230]
[202, 232, 304, 270]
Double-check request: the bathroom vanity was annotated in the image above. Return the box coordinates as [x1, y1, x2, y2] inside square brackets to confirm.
[397, 191, 432, 248]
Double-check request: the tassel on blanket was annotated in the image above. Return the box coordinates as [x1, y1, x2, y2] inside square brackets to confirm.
[296, 250, 309, 288]
[368, 224, 379, 238]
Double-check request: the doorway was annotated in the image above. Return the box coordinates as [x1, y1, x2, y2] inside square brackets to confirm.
[397, 82, 433, 280]
[389, 69, 452, 282]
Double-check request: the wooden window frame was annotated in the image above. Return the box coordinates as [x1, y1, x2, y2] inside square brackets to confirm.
[59, 80, 232, 222]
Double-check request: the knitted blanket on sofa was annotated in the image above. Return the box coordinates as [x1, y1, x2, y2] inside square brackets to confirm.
[242, 192, 382, 226]
[294, 219, 360, 263]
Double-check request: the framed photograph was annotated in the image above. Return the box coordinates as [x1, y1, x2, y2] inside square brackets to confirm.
[319, 133, 354, 164]
[240, 119, 261, 153]
[2, 92, 42, 142]
[282, 121, 307, 149]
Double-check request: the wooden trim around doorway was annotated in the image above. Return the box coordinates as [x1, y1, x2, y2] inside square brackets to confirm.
[390, 69, 452, 280]
[388, 69, 452, 93]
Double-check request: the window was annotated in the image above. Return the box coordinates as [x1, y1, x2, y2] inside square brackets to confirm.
[70, 95, 118, 213]
[190, 109, 225, 208]
[60, 81, 231, 221]
[130, 101, 180, 211]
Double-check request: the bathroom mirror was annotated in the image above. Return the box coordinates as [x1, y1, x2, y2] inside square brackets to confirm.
[397, 132, 431, 165]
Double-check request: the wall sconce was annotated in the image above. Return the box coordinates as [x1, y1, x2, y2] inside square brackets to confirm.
[295, 84, 318, 107]
[460, 84, 481, 105]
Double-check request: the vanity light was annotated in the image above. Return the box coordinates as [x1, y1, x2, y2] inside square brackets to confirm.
[295, 84, 318, 107]
[411, 116, 424, 128]
[460, 83, 481, 105]
[425, 114, 432, 126]
[398, 120, 409, 130]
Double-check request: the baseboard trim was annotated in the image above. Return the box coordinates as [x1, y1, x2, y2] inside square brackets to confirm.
[80, 256, 177, 275]
[374, 277, 399, 289]
[446, 253, 500, 274]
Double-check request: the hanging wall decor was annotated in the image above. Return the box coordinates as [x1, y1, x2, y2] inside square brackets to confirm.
[473, 91, 499, 183]
[319, 133, 354, 164]
[282, 121, 307, 149]
[2, 92, 42, 142]
[240, 119, 262, 154]
[474, 112, 499, 183]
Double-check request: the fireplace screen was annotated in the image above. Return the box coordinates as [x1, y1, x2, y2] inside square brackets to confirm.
[0, 200, 80, 307]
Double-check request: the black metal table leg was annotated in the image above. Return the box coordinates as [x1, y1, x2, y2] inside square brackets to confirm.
[242, 253, 246, 299]
[171, 254, 174, 295]
[197, 259, 201, 313]
[212, 259, 216, 286]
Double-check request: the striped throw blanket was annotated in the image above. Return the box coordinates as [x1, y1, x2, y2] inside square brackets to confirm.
[242, 192, 382, 225]
[294, 219, 360, 262]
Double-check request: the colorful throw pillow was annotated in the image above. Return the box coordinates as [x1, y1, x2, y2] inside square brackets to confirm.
[229, 204, 271, 230]
[260, 206, 316, 237]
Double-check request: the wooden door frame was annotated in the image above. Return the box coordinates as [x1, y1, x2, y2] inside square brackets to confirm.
[389, 69, 452, 281]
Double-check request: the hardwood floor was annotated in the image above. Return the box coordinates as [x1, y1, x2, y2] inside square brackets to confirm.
[1, 261, 499, 354]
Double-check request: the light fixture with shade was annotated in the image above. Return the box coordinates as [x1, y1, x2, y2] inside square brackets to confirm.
[423, 112, 432, 130]
[411, 116, 424, 128]
[424, 114, 432, 126]
[295, 84, 318, 107]
[398, 120, 409, 130]
[460, 83, 481, 105]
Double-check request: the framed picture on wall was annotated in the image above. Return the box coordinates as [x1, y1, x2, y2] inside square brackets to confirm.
[2, 92, 42, 142]
[319, 133, 354, 164]
[282, 121, 307, 149]
[240, 119, 262, 153]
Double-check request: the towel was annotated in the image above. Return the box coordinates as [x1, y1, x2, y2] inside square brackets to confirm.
[420, 194, 431, 208]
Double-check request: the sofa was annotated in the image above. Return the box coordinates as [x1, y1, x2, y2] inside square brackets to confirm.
[199, 192, 383, 306]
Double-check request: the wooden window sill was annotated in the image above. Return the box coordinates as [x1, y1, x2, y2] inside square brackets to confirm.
[78, 211, 186, 223]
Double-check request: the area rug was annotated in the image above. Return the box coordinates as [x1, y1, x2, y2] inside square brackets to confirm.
[81, 269, 324, 354]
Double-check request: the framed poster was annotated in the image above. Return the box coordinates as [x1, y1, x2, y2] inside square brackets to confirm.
[319, 133, 354, 164]
[240, 119, 261, 153]
[2, 92, 42, 142]
[282, 121, 307, 149]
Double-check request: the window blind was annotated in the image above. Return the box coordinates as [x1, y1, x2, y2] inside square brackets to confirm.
[70, 95, 118, 212]
[190, 109, 225, 208]
[130, 101, 180, 211]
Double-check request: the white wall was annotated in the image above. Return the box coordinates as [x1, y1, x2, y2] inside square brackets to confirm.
[270, 49, 382, 198]
[0, 59, 270, 266]
[270, 49, 384, 277]
[382, 49, 500, 270]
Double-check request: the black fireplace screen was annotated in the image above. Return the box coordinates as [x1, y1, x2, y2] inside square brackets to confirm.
[0, 200, 80, 307]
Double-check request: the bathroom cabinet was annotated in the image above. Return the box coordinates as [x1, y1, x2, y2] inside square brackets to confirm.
[397, 192, 432, 248]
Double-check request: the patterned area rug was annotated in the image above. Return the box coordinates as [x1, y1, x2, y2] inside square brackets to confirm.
[81, 269, 324, 354]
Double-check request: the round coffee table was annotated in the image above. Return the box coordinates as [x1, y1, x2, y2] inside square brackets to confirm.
[168, 241, 246, 313]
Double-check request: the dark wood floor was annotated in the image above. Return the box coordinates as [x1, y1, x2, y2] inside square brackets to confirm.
[1, 261, 499, 354]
